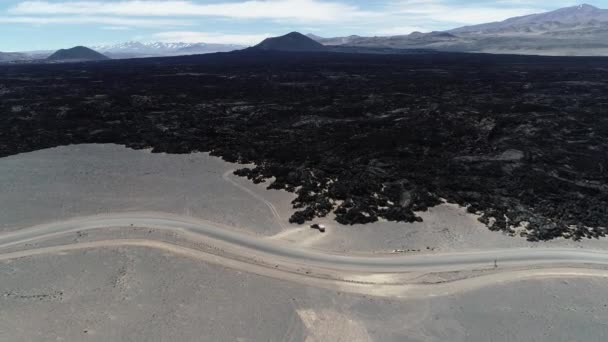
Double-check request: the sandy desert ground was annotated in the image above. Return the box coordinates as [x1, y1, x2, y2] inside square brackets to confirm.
[2, 144, 608, 341]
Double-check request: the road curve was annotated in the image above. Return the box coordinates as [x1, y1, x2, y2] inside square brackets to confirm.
[2, 212, 608, 274]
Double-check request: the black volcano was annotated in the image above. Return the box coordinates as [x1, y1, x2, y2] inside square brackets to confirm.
[253, 32, 328, 52]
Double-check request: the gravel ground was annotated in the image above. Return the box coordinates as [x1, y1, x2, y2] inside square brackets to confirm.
[1, 246, 608, 342]
[0, 144, 291, 235]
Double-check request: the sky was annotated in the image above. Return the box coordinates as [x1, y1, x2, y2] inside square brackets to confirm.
[0, 0, 607, 51]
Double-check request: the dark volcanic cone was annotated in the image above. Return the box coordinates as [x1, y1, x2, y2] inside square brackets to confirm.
[253, 32, 328, 52]
[47, 46, 110, 61]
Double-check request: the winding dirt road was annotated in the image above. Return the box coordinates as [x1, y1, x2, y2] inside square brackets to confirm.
[2, 212, 608, 298]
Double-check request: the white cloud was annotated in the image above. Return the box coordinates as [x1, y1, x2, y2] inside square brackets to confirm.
[153, 31, 274, 45]
[0, 15, 191, 26]
[1, 0, 580, 42]
[373, 25, 431, 36]
[102, 26, 133, 30]
[10, 0, 371, 22]
[336, 0, 547, 36]
[390, 0, 543, 25]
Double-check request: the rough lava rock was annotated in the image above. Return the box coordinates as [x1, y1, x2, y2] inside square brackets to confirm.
[1, 50, 607, 241]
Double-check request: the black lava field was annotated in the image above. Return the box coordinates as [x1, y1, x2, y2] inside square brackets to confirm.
[1, 51, 607, 241]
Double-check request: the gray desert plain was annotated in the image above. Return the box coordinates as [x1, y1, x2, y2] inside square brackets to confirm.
[1, 144, 608, 341]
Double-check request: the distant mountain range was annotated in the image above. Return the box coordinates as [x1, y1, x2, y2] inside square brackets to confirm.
[0, 52, 28, 62]
[89, 41, 245, 59]
[451, 4, 608, 35]
[0, 41, 245, 63]
[2, 3, 608, 61]
[308, 4, 608, 56]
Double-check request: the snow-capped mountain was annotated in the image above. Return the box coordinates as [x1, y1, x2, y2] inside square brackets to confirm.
[89, 41, 244, 59]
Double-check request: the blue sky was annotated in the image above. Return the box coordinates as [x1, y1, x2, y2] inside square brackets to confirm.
[1, 0, 606, 51]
